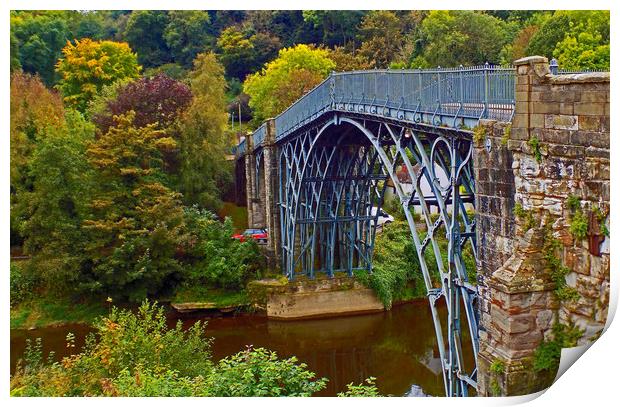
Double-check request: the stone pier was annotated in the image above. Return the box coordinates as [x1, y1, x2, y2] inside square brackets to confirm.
[475, 56, 610, 396]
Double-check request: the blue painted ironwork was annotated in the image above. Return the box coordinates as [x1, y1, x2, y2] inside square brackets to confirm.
[236, 60, 602, 397]
[253, 123, 267, 148]
[269, 64, 515, 144]
[276, 117, 478, 396]
[234, 137, 246, 157]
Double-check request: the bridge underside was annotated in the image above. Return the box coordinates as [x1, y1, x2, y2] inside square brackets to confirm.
[275, 113, 479, 396]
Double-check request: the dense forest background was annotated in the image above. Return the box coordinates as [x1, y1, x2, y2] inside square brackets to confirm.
[9, 10, 610, 307]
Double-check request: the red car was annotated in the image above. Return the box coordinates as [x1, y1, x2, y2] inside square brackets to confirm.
[232, 228, 268, 244]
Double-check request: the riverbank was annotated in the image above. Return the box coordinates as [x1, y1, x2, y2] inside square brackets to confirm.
[10, 296, 109, 330]
[11, 300, 445, 396]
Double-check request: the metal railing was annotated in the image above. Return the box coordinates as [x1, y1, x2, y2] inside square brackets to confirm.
[252, 123, 267, 147]
[243, 60, 602, 152]
[234, 137, 246, 157]
[550, 58, 605, 75]
[265, 64, 516, 145]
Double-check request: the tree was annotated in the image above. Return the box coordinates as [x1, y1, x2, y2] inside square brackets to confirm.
[19, 111, 95, 294]
[526, 11, 610, 70]
[92, 74, 192, 134]
[55, 38, 141, 112]
[163, 11, 213, 68]
[302, 11, 365, 48]
[10, 72, 65, 191]
[10, 31, 21, 72]
[217, 26, 256, 79]
[419, 10, 509, 67]
[243, 44, 335, 123]
[178, 52, 231, 210]
[10, 11, 72, 85]
[123, 11, 171, 68]
[329, 46, 373, 72]
[358, 11, 404, 67]
[82, 113, 186, 301]
[217, 27, 282, 80]
[10, 72, 66, 245]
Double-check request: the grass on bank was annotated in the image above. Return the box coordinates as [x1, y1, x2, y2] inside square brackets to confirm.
[171, 286, 250, 308]
[10, 296, 108, 330]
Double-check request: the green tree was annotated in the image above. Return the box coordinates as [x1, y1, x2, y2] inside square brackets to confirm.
[183, 209, 263, 290]
[19, 111, 95, 294]
[243, 44, 335, 123]
[358, 11, 404, 67]
[10, 72, 66, 245]
[302, 10, 365, 48]
[217, 27, 282, 80]
[11, 302, 327, 397]
[82, 113, 186, 301]
[10, 11, 72, 85]
[123, 11, 171, 68]
[178, 52, 232, 210]
[163, 11, 213, 68]
[55, 38, 141, 112]
[217, 26, 256, 79]
[526, 11, 610, 70]
[10, 31, 21, 72]
[419, 10, 509, 66]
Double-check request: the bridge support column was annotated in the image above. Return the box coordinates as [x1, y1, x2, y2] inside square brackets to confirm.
[244, 135, 265, 229]
[262, 119, 281, 270]
[476, 56, 610, 396]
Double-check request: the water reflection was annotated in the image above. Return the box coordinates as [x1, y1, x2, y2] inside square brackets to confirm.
[11, 300, 470, 397]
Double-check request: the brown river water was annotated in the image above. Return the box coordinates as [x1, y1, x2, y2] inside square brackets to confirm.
[11, 300, 473, 396]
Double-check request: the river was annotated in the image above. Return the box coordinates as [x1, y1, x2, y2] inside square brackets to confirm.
[11, 300, 473, 396]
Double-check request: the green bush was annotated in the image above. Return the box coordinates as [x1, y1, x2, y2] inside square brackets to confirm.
[206, 347, 328, 396]
[534, 322, 583, 372]
[10, 262, 37, 306]
[338, 377, 381, 397]
[11, 301, 328, 397]
[183, 206, 264, 290]
[356, 220, 441, 308]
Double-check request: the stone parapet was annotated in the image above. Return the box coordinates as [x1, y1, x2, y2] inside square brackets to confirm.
[476, 56, 609, 396]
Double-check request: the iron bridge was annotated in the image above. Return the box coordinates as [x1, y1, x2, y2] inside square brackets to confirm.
[237, 64, 518, 396]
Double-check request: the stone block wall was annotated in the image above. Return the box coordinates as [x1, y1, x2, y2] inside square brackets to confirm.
[476, 56, 610, 396]
[244, 119, 281, 270]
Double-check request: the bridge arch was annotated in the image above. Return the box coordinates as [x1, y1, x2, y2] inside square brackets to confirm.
[277, 113, 479, 396]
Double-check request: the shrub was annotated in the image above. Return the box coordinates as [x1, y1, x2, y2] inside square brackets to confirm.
[11, 302, 328, 397]
[206, 347, 328, 396]
[183, 206, 263, 290]
[338, 377, 381, 397]
[534, 322, 583, 372]
[356, 220, 442, 308]
[10, 263, 37, 306]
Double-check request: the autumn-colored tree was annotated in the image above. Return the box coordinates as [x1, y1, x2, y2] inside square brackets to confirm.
[55, 38, 141, 112]
[178, 52, 231, 210]
[92, 74, 192, 133]
[243, 44, 335, 123]
[10, 72, 66, 245]
[83, 112, 186, 301]
[358, 11, 404, 68]
[10, 72, 66, 190]
[329, 46, 373, 71]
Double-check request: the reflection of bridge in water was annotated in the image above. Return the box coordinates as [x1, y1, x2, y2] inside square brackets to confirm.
[234, 58, 603, 396]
